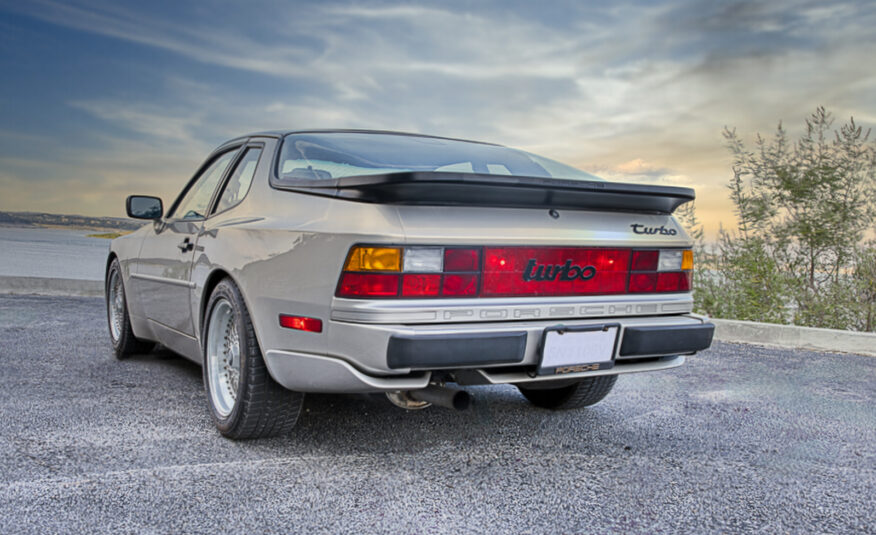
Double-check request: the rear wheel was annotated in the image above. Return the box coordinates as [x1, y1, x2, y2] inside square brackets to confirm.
[517, 375, 618, 409]
[203, 278, 304, 439]
[106, 258, 153, 359]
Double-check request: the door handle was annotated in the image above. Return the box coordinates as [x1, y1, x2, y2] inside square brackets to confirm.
[177, 238, 194, 252]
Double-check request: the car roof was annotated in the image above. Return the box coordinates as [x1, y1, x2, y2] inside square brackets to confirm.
[223, 129, 500, 147]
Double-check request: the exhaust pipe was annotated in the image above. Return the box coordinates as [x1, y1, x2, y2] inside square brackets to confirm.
[408, 385, 471, 411]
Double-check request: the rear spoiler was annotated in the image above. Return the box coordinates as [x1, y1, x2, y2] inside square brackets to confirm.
[271, 171, 695, 214]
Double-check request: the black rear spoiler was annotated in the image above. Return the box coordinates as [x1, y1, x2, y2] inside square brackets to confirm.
[271, 171, 695, 214]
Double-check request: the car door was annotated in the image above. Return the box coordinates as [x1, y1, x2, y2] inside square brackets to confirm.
[134, 147, 241, 337]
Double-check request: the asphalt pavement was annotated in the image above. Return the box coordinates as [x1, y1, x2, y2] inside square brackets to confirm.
[0, 294, 873, 534]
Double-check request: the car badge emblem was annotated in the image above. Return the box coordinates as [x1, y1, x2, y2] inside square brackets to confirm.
[523, 259, 596, 282]
[631, 224, 677, 236]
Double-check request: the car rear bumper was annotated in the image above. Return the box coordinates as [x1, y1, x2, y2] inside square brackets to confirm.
[263, 314, 714, 393]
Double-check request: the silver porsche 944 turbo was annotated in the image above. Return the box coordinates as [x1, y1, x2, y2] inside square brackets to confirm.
[106, 130, 714, 439]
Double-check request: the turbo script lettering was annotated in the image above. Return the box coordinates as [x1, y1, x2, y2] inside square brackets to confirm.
[630, 224, 677, 236]
[523, 259, 597, 282]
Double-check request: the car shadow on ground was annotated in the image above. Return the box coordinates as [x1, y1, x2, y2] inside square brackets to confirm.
[129, 349, 619, 455]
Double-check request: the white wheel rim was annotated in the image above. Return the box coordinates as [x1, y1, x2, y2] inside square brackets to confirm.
[206, 299, 240, 418]
[108, 270, 124, 342]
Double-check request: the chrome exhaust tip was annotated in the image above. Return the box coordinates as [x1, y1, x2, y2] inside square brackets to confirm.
[408, 384, 471, 411]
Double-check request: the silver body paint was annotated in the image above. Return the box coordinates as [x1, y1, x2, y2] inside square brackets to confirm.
[109, 134, 709, 393]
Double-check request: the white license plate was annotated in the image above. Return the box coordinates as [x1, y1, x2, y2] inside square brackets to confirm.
[538, 325, 619, 375]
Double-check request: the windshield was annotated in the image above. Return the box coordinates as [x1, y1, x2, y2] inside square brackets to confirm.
[274, 132, 602, 182]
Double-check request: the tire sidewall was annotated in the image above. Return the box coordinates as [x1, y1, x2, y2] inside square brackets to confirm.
[105, 259, 126, 354]
[518, 381, 578, 408]
[202, 280, 251, 434]
[517, 375, 617, 409]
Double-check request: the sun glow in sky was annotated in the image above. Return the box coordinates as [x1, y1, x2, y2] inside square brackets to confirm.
[1, 0, 874, 237]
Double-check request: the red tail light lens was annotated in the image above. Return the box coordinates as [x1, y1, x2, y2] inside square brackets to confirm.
[336, 245, 692, 298]
[401, 274, 441, 297]
[442, 274, 479, 296]
[444, 248, 480, 272]
[681, 271, 692, 291]
[656, 271, 692, 292]
[631, 250, 659, 271]
[629, 272, 657, 293]
[337, 273, 399, 297]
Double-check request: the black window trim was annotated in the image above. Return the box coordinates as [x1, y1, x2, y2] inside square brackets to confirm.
[165, 141, 246, 222]
[209, 141, 266, 218]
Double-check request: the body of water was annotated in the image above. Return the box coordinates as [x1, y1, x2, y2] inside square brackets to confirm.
[0, 227, 115, 280]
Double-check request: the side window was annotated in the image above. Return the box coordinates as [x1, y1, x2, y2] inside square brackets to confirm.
[215, 147, 262, 214]
[486, 164, 512, 175]
[170, 150, 238, 220]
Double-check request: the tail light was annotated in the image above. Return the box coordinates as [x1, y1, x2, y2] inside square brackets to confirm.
[336, 245, 693, 299]
[337, 246, 482, 298]
[628, 249, 693, 293]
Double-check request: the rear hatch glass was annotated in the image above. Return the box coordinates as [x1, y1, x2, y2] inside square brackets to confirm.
[271, 132, 695, 214]
[275, 132, 602, 182]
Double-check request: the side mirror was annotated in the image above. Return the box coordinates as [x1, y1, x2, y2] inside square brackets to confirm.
[126, 195, 163, 220]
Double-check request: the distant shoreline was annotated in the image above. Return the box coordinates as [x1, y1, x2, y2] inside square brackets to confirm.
[0, 211, 141, 233]
[0, 223, 135, 236]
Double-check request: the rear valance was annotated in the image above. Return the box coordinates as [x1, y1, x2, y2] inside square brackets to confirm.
[271, 172, 695, 214]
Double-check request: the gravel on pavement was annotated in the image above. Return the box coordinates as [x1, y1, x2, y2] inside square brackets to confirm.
[0, 295, 873, 534]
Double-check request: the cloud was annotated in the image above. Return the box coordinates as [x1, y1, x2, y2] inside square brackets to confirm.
[613, 158, 672, 177]
[69, 101, 203, 142]
[583, 158, 693, 187]
[3, 0, 319, 78]
[6, 0, 579, 84]
[1, 0, 874, 238]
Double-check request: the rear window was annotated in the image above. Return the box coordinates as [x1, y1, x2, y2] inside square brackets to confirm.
[274, 132, 602, 183]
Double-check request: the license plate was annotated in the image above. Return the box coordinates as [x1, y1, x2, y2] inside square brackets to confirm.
[537, 324, 620, 375]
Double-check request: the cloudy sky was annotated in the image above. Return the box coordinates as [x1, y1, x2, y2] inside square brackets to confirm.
[1, 0, 873, 237]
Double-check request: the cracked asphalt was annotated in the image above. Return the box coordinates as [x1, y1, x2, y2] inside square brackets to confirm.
[0, 294, 873, 534]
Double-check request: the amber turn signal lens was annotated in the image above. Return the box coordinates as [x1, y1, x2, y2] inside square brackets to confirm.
[344, 247, 401, 272]
[682, 249, 694, 270]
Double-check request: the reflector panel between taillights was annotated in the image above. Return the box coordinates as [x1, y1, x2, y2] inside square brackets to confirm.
[482, 247, 630, 297]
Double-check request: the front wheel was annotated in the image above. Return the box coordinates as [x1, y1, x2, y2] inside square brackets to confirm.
[203, 278, 304, 439]
[517, 375, 618, 410]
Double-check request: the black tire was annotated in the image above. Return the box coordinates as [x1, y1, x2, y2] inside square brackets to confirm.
[517, 375, 618, 409]
[106, 258, 153, 359]
[202, 278, 304, 439]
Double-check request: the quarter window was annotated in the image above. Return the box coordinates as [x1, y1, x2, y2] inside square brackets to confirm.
[171, 150, 237, 220]
[215, 147, 262, 213]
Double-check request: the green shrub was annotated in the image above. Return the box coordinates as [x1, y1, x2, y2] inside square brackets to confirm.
[683, 107, 876, 332]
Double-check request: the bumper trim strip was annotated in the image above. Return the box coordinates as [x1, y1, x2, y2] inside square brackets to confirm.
[387, 332, 527, 369]
[619, 323, 714, 356]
